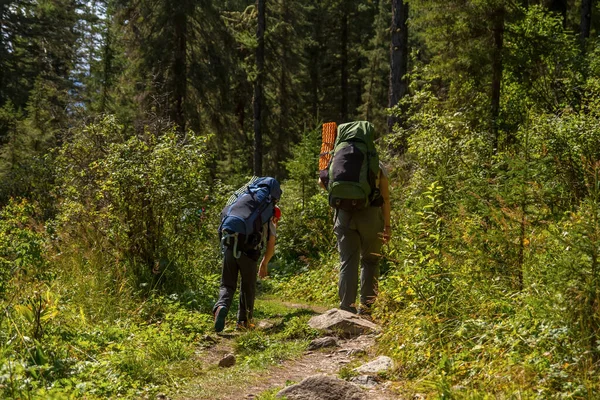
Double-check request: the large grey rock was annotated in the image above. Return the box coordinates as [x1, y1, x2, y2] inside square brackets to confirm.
[308, 309, 380, 336]
[354, 356, 393, 375]
[276, 374, 365, 400]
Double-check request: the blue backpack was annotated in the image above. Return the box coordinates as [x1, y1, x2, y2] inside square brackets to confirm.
[219, 177, 282, 258]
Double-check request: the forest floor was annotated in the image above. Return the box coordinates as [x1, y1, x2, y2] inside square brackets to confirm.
[171, 298, 401, 400]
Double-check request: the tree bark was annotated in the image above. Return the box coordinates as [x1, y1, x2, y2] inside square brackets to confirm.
[388, 0, 409, 140]
[0, 2, 5, 106]
[548, 0, 567, 27]
[100, 22, 113, 113]
[580, 0, 593, 48]
[340, 4, 348, 123]
[253, 0, 266, 176]
[490, 6, 505, 153]
[277, 9, 288, 178]
[309, 3, 321, 117]
[173, 8, 187, 135]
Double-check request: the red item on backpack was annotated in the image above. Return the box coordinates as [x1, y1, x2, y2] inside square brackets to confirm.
[273, 206, 281, 222]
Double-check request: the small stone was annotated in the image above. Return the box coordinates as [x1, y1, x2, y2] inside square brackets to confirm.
[202, 334, 217, 344]
[308, 336, 339, 350]
[347, 348, 367, 357]
[218, 353, 236, 368]
[354, 356, 393, 375]
[257, 320, 275, 330]
[349, 375, 378, 388]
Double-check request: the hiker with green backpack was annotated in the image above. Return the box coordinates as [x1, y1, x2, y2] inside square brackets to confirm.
[319, 121, 391, 315]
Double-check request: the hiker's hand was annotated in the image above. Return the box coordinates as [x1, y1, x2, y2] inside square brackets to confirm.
[258, 262, 268, 279]
[382, 225, 391, 244]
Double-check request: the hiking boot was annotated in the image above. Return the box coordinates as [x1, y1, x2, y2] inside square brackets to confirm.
[236, 320, 255, 331]
[340, 305, 358, 314]
[214, 306, 227, 333]
[357, 303, 372, 316]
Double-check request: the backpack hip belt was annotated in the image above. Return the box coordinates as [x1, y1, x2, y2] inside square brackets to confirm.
[221, 232, 242, 259]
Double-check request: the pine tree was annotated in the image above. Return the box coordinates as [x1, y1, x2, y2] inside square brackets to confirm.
[0, 0, 81, 205]
[388, 0, 409, 137]
[262, 0, 312, 176]
[113, 0, 236, 136]
[580, 0, 593, 47]
[359, 0, 392, 134]
[253, 0, 266, 175]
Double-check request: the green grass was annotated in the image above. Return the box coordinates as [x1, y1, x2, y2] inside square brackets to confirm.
[0, 292, 215, 400]
[255, 386, 288, 400]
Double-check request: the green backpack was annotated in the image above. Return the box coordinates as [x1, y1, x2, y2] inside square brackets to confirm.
[327, 121, 380, 211]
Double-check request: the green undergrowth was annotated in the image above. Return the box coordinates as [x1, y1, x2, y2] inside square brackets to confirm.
[1, 292, 215, 399]
[375, 278, 600, 399]
[255, 386, 287, 400]
[266, 252, 339, 308]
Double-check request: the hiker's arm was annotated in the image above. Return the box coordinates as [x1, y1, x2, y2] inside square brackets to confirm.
[318, 168, 328, 191]
[259, 235, 276, 278]
[318, 177, 326, 190]
[380, 173, 391, 244]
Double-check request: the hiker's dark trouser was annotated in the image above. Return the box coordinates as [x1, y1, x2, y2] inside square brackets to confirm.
[213, 246, 258, 322]
[334, 206, 384, 313]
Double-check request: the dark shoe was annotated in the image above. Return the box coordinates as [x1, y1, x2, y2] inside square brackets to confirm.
[340, 305, 358, 314]
[357, 304, 372, 316]
[214, 306, 227, 333]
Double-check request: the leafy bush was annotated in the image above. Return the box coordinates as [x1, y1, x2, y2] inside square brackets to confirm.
[275, 189, 335, 265]
[0, 198, 49, 297]
[270, 252, 338, 307]
[53, 116, 220, 295]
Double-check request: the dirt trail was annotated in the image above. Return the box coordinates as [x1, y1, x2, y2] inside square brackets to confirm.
[174, 301, 399, 400]
[240, 334, 398, 400]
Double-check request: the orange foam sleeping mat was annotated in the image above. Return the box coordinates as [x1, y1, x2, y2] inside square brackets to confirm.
[319, 122, 337, 171]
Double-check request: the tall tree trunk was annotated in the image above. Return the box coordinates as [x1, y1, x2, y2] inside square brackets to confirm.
[340, 4, 348, 123]
[277, 44, 288, 178]
[364, 58, 378, 121]
[549, 0, 567, 27]
[309, 47, 319, 117]
[490, 7, 505, 153]
[309, 3, 321, 117]
[580, 0, 593, 49]
[254, 0, 266, 176]
[388, 0, 409, 141]
[0, 2, 5, 105]
[100, 23, 113, 113]
[355, 58, 363, 117]
[173, 10, 187, 135]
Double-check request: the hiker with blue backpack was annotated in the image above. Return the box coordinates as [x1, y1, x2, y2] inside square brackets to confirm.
[319, 121, 391, 315]
[213, 177, 282, 332]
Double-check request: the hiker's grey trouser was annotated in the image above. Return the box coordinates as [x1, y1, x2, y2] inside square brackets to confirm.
[334, 206, 384, 313]
[213, 247, 258, 322]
